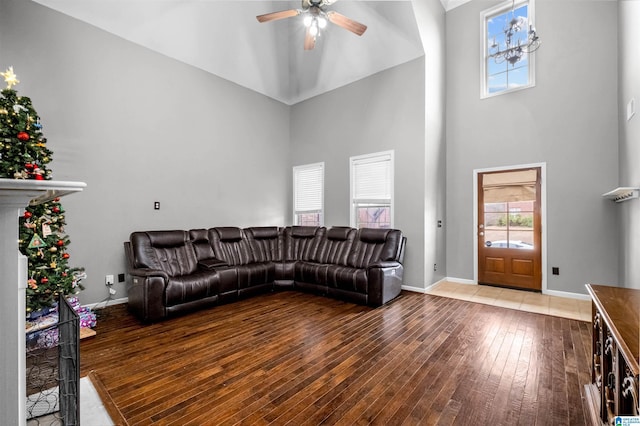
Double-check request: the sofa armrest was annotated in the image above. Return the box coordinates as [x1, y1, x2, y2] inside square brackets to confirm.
[127, 269, 169, 322]
[367, 260, 401, 270]
[367, 263, 404, 307]
[129, 267, 169, 280]
[198, 258, 229, 270]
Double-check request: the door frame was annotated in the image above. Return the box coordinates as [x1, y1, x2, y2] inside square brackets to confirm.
[473, 162, 547, 293]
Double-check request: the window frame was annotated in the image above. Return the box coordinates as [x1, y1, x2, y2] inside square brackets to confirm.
[293, 162, 324, 227]
[480, 0, 536, 99]
[349, 150, 394, 229]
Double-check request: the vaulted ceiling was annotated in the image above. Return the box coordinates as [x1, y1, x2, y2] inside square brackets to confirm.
[32, 0, 466, 105]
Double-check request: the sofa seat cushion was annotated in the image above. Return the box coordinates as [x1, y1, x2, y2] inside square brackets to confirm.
[165, 270, 219, 307]
[326, 266, 368, 294]
[294, 261, 329, 286]
[295, 261, 369, 294]
[235, 262, 275, 289]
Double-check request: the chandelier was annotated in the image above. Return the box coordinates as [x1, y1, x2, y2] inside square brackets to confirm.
[488, 1, 541, 66]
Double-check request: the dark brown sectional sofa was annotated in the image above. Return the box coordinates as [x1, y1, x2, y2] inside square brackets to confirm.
[124, 226, 406, 322]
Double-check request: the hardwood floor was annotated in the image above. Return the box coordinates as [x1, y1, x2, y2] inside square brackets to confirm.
[80, 291, 592, 425]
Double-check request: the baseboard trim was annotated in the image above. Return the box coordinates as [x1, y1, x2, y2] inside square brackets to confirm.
[544, 289, 591, 301]
[402, 277, 454, 294]
[85, 297, 128, 310]
[402, 284, 427, 293]
[445, 277, 477, 285]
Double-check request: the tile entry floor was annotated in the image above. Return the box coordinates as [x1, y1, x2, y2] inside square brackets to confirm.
[426, 280, 592, 322]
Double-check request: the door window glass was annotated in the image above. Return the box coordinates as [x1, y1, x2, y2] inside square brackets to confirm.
[482, 170, 536, 249]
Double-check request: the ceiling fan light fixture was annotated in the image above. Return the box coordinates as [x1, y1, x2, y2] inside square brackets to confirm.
[309, 23, 319, 37]
[303, 15, 313, 27]
[318, 16, 327, 29]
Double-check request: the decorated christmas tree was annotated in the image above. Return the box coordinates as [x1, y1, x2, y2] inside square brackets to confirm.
[0, 67, 85, 314]
[0, 67, 53, 180]
[20, 198, 85, 314]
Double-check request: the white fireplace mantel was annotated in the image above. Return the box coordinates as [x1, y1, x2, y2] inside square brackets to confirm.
[0, 178, 86, 425]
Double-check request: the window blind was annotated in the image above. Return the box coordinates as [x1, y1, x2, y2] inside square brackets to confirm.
[352, 154, 392, 200]
[294, 163, 323, 212]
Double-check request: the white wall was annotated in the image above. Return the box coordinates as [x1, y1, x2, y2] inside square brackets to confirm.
[0, 0, 291, 304]
[445, 0, 620, 294]
[413, 0, 447, 288]
[618, 0, 640, 290]
[290, 58, 428, 288]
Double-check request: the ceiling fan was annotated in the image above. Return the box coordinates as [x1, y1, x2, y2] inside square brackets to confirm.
[256, 0, 367, 50]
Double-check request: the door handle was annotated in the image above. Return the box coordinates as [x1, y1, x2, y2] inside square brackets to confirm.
[479, 224, 484, 229]
[479, 232, 484, 236]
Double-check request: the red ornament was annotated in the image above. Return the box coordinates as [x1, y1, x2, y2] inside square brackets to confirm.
[23, 211, 32, 219]
[17, 132, 29, 141]
[53, 197, 60, 202]
[56, 239, 64, 247]
[62, 272, 68, 277]
[40, 277, 49, 284]
[34, 174, 44, 180]
[52, 206, 61, 213]
[24, 163, 34, 170]
[62, 253, 70, 259]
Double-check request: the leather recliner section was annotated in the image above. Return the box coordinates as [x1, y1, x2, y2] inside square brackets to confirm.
[126, 231, 220, 321]
[210, 227, 273, 297]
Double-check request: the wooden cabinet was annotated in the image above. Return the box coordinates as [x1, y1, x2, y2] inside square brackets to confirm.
[585, 284, 639, 425]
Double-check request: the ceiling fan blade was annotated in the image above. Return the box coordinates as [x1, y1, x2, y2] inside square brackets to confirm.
[304, 27, 316, 50]
[256, 9, 300, 23]
[327, 11, 367, 36]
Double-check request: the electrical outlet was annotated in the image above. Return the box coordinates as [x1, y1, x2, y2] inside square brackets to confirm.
[154, 201, 160, 210]
[552, 267, 560, 275]
[433, 263, 437, 271]
[118, 273, 125, 283]
[105, 275, 114, 286]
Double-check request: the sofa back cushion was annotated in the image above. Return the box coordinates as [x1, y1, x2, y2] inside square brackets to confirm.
[130, 230, 198, 276]
[347, 228, 404, 268]
[283, 226, 325, 261]
[312, 226, 356, 265]
[209, 227, 253, 265]
[244, 226, 282, 262]
[189, 228, 216, 261]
